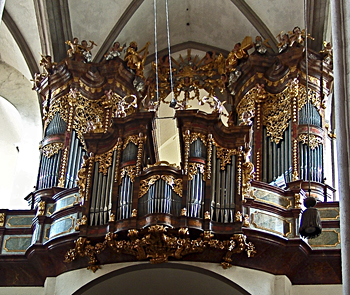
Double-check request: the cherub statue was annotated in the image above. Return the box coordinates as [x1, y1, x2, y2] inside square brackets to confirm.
[276, 32, 290, 53]
[31, 72, 44, 90]
[105, 41, 125, 60]
[80, 40, 97, 63]
[320, 41, 333, 65]
[40, 54, 56, 75]
[240, 110, 253, 126]
[254, 36, 271, 54]
[124, 41, 150, 78]
[66, 37, 81, 58]
[197, 51, 216, 76]
[289, 26, 304, 46]
[288, 26, 314, 47]
[212, 96, 226, 115]
[115, 95, 138, 117]
[141, 97, 159, 112]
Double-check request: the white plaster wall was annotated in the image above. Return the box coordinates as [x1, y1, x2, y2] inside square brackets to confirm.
[0, 262, 341, 295]
[0, 62, 41, 209]
[291, 285, 343, 295]
[0, 97, 22, 208]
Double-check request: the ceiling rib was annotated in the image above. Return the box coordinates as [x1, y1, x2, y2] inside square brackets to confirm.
[2, 9, 39, 76]
[307, 0, 329, 51]
[230, 0, 278, 53]
[41, 0, 72, 63]
[93, 0, 145, 62]
[34, 0, 52, 56]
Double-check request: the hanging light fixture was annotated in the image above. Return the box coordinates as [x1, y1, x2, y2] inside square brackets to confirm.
[299, 197, 322, 238]
[299, 0, 322, 239]
[165, 0, 177, 108]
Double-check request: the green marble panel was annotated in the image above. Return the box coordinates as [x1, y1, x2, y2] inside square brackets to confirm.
[54, 194, 79, 214]
[46, 203, 55, 216]
[308, 229, 340, 248]
[44, 224, 51, 241]
[5, 215, 34, 228]
[318, 208, 340, 221]
[253, 188, 292, 209]
[2, 236, 32, 254]
[48, 214, 76, 239]
[250, 209, 292, 237]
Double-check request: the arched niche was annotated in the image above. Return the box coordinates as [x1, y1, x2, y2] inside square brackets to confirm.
[73, 263, 251, 295]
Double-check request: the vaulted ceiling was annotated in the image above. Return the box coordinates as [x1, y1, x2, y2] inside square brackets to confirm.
[1, 0, 331, 81]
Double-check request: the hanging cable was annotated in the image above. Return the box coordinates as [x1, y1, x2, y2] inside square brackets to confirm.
[165, 0, 176, 107]
[304, 0, 312, 195]
[153, 0, 159, 101]
[299, 0, 322, 240]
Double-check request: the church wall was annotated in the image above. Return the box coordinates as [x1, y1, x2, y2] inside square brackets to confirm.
[0, 262, 341, 295]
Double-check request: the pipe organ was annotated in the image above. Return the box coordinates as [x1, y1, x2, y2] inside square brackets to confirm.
[12, 41, 338, 281]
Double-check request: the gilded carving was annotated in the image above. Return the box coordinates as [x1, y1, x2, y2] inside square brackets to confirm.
[214, 144, 238, 170]
[294, 193, 302, 209]
[37, 201, 46, 216]
[139, 175, 161, 198]
[237, 83, 267, 123]
[189, 132, 207, 146]
[42, 142, 64, 158]
[290, 78, 299, 123]
[77, 155, 89, 199]
[136, 133, 146, 175]
[75, 215, 88, 230]
[58, 147, 69, 187]
[183, 130, 191, 175]
[242, 161, 255, 199]
[262, 86, 291, 144]
[131, 209, 138, 217]
[123, 135, 139, 150]
[86, 154, 95, 201]
[235, 211, 242, 222]
[109, 213, 115, 222]
[45, 95, 69, 126]
[0, 213, 5, 227]
[207, 134, 213, 180]
[297, 83, 322, 112]
[114, 138, 123, 183]
[161, 175, 183, 198]
[188, 163, 206, 181]
[119, 165, 137, 184]
[325, 123, 337, 139]
[64, 226, 256, 271]
[292, 139, 299, 181]
[181, 208, 187, 216]
[243, 214, 250, 227]
[237, 90, 255, 121]
[146, 161, 180, 170]
[255, 151, 261, 180]
[298, 134, 323, 150]
[95, 150, 114, 175]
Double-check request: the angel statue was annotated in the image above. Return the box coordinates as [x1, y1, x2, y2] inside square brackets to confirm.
[124, 41, 150, 78]
[226, 36, 253, 73]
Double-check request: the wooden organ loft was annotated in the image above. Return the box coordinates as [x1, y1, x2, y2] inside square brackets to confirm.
[0, 36, 341, 287]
